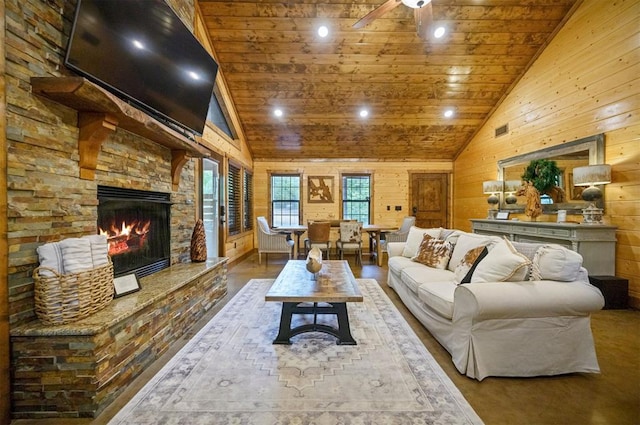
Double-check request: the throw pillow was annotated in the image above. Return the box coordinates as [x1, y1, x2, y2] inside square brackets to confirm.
[447, 233, 497, 272]
[531, 244, 583, 282]
[470, 238, 531, 283]
[411, 235, 453, 269]
[454, 245, 489, 284]
[401, 226, 442, 258]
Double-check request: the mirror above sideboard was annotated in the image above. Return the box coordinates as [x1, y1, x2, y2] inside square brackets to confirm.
[497, 133, 605, 214]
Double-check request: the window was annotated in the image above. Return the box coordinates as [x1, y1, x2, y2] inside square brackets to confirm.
[227, 162, 253, 236]
[227, 163, 241, 235]
[271, 174, 301, 226]
[342, 174, 371, 225]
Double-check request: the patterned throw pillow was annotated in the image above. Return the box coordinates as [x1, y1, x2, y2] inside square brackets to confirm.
[401, 226, 443, 258]
[411, 235, 453, 269]
[454, 246, 489, 284]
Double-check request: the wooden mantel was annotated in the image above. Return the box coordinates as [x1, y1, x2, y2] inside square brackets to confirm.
[31, 77, 210, 190]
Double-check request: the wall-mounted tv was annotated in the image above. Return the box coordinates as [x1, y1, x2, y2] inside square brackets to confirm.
[65, 0, 218, 137]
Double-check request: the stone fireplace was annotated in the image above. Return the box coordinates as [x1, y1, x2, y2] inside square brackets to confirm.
[97, 185, 171, 278]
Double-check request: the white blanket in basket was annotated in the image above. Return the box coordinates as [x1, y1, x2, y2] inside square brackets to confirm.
[37, 234, 109, 277]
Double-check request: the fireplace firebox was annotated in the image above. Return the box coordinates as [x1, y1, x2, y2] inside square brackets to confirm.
[97, 186, 171, 278]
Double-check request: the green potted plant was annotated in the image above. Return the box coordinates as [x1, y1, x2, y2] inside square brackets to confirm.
[519, 159, 564, 221]
[521, 159, 562, 195]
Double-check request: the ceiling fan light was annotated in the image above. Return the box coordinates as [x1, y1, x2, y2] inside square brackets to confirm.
[401, 0, 430, 9]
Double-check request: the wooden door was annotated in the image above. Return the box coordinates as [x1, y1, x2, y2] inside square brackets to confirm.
[409, 173, 448, 228]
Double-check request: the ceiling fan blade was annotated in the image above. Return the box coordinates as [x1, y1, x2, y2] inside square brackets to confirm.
[414, 2, 433, 40]
[352, 0, 402, 29]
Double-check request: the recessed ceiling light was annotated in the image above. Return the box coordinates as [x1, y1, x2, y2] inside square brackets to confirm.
[444, 109, 454, 118]
[434, 26, 446, 39]
[318, 25, 329, 38]
[188, 71, 200, 80]
[132, 39, 145, 49]
[274, 109, 283, 117]
[359, 109, 369, 118]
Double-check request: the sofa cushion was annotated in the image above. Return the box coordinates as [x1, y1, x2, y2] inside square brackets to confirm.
[531, 244, 583, 282]
[402, 226, 442, 258]
[388, 255, 419, 274]
[454, 245, 489, 284]
[411, 235, 453, 269]
[417, 281, 457, 320]
[471, 238, 531, 283]
[401, 266, 455, 294]
[447, 233, 498, 272]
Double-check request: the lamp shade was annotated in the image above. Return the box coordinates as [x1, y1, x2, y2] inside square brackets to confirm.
[401, 0, 431, 8]
[483, 180, 503, 194]
[504, 180, 522, 193]
[573, 164, 611, 186]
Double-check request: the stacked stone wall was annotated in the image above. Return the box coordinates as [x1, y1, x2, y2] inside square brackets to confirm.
[6, 0, 198, 326]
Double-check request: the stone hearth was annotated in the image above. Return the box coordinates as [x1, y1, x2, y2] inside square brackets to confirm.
[10, 259, 227, 419]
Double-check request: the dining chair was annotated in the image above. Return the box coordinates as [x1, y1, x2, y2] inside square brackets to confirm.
[304, 221, 332, 259]
[256, 216, 294, 265]
[336, 221, 363, 265]
[378, 216, 417, 256]
[384, 216, 416, 244]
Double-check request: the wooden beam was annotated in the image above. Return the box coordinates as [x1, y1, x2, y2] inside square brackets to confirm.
[78, 113, 118, 180]
[171, 150, 190, 191]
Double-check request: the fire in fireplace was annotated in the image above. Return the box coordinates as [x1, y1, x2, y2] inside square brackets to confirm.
[97, 186, 171, 278]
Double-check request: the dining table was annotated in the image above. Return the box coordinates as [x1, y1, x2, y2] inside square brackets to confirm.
[275, 223, 397, 266]
[273, 225, 308, 259]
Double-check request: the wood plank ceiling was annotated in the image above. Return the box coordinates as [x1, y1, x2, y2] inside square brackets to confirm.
[199, 0, 579, 161]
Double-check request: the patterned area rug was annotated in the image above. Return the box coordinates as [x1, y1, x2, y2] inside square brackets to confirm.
[109, 279, 483, 424]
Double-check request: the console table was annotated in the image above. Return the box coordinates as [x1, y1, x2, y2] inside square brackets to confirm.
[470, 219, 617, 276]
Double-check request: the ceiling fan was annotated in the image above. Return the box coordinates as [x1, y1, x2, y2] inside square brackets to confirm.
[352, 0, 433, 40]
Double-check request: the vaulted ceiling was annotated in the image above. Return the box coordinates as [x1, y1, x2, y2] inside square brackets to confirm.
[199, 0, 579, 161]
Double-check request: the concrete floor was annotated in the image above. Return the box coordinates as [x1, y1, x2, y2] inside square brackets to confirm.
[13, 253, 640, 425]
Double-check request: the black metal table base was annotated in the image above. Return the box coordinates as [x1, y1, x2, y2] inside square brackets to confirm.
[273, 301, 357, 345]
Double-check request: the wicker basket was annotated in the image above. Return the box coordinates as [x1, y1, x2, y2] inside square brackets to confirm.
[33, 258, 114, 325]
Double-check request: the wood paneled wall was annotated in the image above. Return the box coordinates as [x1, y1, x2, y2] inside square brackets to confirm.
[253, 160, 453, 246]
[454, 0, 640, 307]
[0, 0, 9, 419]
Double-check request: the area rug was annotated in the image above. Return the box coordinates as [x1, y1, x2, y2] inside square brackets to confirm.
[109, 279, 483, 424]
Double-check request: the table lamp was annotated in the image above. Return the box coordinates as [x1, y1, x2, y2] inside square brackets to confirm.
[483, 180, 503, 219]
[503, 180, 522, 205]
[573, 164, 611, 224]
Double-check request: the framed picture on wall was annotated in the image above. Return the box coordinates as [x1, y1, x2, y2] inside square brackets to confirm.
[308, 176, 334, 203]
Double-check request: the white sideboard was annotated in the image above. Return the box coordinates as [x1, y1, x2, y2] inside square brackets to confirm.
[470, 219, 617, 276]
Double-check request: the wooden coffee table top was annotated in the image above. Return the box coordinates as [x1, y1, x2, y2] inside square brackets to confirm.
[265, 260, 363, 303]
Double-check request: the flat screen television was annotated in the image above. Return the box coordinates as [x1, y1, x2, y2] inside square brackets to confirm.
[65, 0, 218, 137]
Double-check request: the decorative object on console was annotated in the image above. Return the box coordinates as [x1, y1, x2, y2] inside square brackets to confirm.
[557, 209, 567, 223]
[573, 164, 611, 224]
[503, 180, 522, 204]
[483, 180, 503, 219]
[190, 219, 207, 262]
[517, 181, 543, 221]
[520, 158, 565, 203]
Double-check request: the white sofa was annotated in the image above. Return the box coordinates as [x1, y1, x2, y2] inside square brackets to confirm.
[387, 227, 605, 381]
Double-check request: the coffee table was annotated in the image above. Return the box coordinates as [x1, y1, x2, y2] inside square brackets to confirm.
[265, 260, 363, 345]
